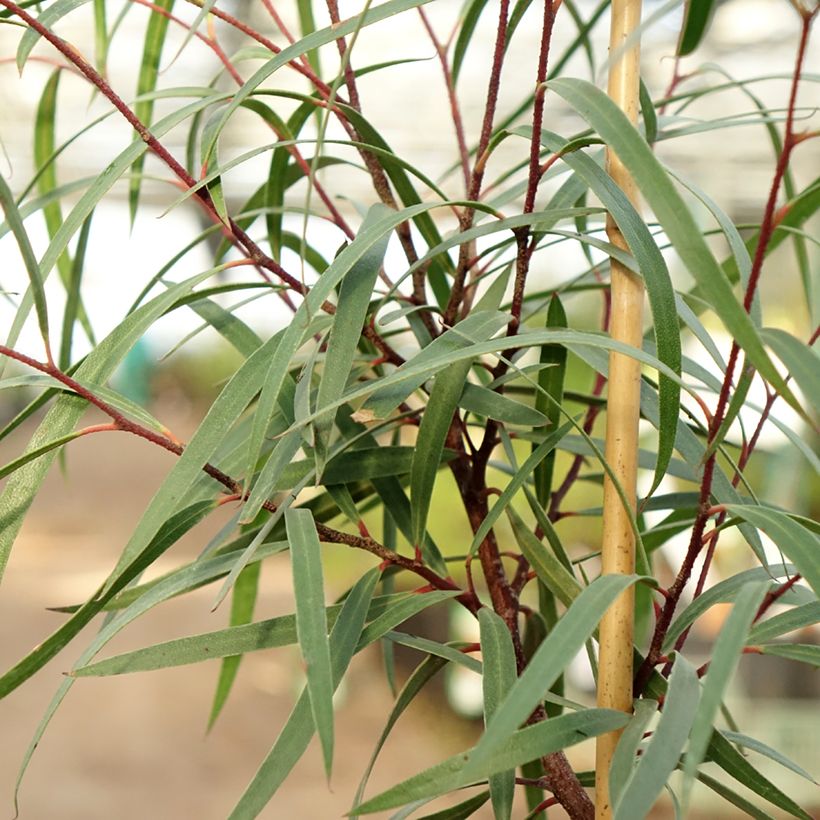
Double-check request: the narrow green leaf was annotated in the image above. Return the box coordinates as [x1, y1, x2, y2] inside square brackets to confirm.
[614, 655, 700, 820]
[507, 506, 581, 608]
[532, 128, 680, 496]
[549, 78, 799, 414]
[17, 0, 90, 70]
[207, 561, 260, 730]
[0, 174, 50, 354]
[73, 591, 415, 677]
[0, 430, 85, 482]
[385, 632, 482, 674]
[130, 0, 174, 222]
[757, 644, 820, 667]
[748, 601, 820, 644]
[721, 731, 817, 784]
[0, 268, 217, 581]
[417, 791, 491, 819]
[682, 581, 769, 806]
[609, 699, 658, 808]
[762, 327, 819, 417]
[464, 575, 643, 780]
[707, 730, 812, 819]
[411, 360, 471, 549]
[314, 205, 392, 473]
[228, 569, 379, 819]
[470, 421, 573, 557]
[726, 505, 820, 597]
[286, 508, 334, 777]
[677, 0, 718, 56]
[59, 211, 92, 367]
[351, 654, 449, 817]
[452, 0, 489, 84]
[478, 609, 516, 820]
[352, 709, 628, 814]
[459, 382, 548, 427]
[663, 564, 795, 652]
[535, 295, 567, 506]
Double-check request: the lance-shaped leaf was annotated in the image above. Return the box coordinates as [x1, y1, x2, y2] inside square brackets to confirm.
[532, 127, 680, 497]
[549, 78, 799, 416]
[726, 505, 820, 597]
[0, 268, 218, 582]
[748, 601, 820, 644]
[314, 205, 392, 474]
[286, 508, 334, 778]
[130, 0, 174, 222]
[478, 609, 517, 820]
[351, 709, 628, 814]
[535, 294, 567, 506]
[682, 581, 769, 807]
[757, 644, 820, 667]
[0, 175, 50, 355]
[462, 575, 643, 780]
[228, 569, 378, 819]
[609, 699, 658, 808]
[208, 561, 260, 731]
[677, 0, 718, 56]
[411, 359, 472, 551]
[614, 655, 700, 819]
[507, 506, 581, 607]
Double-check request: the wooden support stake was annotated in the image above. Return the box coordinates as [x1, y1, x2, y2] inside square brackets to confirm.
[596, 1, 643, 817]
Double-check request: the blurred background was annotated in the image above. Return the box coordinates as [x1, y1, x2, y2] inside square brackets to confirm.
[0, 0, 818, 817]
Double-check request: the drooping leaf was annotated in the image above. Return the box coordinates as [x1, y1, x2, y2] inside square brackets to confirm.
[549, 79, 800, 416]
[682, 581, 769, 806]
[613, 655, 700, 820]
[352, 709, 628, 814]
[286, 508, 335, 777]
[478, 609, 517, 820]
[463, 575, 643, 780]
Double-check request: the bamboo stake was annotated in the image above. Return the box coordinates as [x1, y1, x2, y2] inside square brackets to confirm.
[595, 0, 643, 817]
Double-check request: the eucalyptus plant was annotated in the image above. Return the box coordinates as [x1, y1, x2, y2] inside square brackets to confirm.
[0, 0, 818, 818]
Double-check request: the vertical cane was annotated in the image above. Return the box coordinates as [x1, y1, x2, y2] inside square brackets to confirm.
[595, 1, 643, 817]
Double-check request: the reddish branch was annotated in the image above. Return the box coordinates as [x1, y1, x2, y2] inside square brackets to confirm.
[0, 343, 469, 602]
[634, 9, 817, 696]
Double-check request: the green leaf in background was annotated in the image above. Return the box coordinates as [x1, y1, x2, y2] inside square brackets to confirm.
[0, 174, 50, 356]
[286, 508, 335, 778]
[614, 655, 700, 820]
[535, 294, 567, 506]
[677, 0, 718, 56]
[207, 561, 260, 731]
[130, 0, 174, 223]
[682, 581, 769, 807]
[478, 609, 517, 820]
